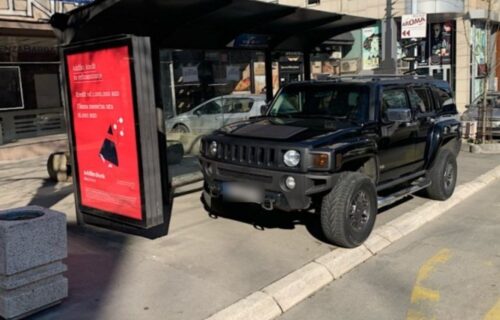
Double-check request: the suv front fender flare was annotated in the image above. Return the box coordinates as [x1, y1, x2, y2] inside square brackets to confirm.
[332, 138, 379, 183]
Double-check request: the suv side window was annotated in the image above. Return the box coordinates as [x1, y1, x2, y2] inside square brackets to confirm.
[412, 87, 434, 113]
[382, 87, 409, 109]
[381, 87, 410, 121]
[432, 85, 454, 112]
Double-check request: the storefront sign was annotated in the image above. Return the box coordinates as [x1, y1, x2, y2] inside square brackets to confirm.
[362, 26, 381, 70]
[401, 14, 427, 39]
[228, 34, 269, 49]
[66, 45, 142, 220]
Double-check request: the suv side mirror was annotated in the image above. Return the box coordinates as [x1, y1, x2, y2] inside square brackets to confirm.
[261, 104, 270, 116]
[439, 103, 458, 116]
[385, 108, 412, 122]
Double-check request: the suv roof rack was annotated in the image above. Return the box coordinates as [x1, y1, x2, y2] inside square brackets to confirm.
[327, 74, 434, 81]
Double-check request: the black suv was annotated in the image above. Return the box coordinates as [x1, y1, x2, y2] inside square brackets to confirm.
[199, 76, 461, 248]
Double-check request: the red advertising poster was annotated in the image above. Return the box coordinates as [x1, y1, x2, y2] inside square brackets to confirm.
[66, 45, 142, 220]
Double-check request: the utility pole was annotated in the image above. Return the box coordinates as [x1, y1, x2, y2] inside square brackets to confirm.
[378, 0, 397, 73]
[479, 0, 492, 142]
[411, 0, 418, 72]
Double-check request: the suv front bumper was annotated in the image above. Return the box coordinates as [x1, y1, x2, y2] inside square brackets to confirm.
[200, 156, 336, 211]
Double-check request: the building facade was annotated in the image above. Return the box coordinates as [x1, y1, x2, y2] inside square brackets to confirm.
[0, 0, 77, 143]
[263, 0, 500, 112]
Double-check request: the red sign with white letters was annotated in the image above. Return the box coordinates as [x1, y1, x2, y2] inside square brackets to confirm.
[66, 45, 143, 220]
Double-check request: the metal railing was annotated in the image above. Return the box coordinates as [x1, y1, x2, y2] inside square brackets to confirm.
[0, 108, 66, 144]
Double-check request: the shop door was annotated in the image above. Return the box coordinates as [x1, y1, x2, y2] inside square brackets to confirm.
[429, 66, 451, 82]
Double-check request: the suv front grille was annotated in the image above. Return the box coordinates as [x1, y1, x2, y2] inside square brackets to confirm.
[218, 142, 278, 168]
[201, 137, 308, 171]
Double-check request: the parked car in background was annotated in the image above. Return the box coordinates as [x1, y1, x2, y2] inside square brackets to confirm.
[166, 95, 266, 134]
[461, 91, 500, 137]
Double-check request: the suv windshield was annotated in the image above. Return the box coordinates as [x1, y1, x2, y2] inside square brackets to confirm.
[269, 84, 371, 122]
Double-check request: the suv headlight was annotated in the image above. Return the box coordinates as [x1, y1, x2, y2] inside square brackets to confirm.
[283, 150, 301, 167]
[209, 141, 218, 157]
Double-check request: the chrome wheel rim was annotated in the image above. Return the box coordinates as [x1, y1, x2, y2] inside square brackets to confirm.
[349, 190, 371, 231]
[444, 162, 455, 191]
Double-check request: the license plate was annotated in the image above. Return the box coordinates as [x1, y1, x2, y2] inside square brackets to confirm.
[222, 183, 263, 203]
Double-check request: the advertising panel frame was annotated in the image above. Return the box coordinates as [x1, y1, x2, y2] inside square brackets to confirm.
[62, 35, 171, 237]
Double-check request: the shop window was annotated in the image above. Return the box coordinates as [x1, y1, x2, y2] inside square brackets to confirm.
[34, 74, 62, 108]
[0, 67, 24, 110]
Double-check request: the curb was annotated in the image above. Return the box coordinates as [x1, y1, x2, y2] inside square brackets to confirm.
[205, 163, 500, 320]
[464, 142, 500, 154]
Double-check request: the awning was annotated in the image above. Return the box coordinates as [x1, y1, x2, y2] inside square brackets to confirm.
[50, 0, 376, 52]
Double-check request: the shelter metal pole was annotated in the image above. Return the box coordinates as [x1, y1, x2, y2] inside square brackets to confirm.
[303, 51, 311, 81]
[265, 50, 273, 102]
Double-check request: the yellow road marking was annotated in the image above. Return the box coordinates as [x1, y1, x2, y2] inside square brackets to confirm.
[411, 286, 440, 303]
[484, 298, 500, 320]
[406, 248, 452, 320]
[410, 248, 451, 303]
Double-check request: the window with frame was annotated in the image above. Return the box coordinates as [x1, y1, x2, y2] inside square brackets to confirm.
[411, 87, 433, 113]
[432, 86, 453, 111]
[223, 98, 254, 113]
[197, 100, 222, 115]
[382, 88, 409, 111]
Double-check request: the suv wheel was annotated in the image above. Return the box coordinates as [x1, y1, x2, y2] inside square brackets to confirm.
[425, 149, 457, 200]
[320, 172, 377, 248]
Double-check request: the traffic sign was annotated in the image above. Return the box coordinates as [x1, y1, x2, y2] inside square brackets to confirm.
[401, 14, 427, 39]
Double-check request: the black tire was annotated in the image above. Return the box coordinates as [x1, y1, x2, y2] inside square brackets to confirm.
[424, 149, 457, 200]
[172, 124, 190, 133]
[320, 172, 377, 248]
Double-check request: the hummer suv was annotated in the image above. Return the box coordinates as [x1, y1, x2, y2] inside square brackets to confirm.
[199, 76, 461, 248]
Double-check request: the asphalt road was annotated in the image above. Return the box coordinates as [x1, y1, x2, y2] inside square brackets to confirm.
[279, 179, 500, 320]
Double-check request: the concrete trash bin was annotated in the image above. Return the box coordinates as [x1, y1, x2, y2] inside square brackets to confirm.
[0, 206, 68, 319]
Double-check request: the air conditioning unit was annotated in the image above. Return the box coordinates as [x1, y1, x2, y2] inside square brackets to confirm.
[340, 60, 358, 74]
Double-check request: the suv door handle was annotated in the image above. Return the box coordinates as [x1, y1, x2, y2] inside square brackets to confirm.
[403, 121, 418, 128]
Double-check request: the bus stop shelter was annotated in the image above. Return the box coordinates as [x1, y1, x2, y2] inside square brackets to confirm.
[50, 0, 376, 237]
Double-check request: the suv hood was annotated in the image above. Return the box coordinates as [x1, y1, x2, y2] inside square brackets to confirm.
[218, 117, 359, 145]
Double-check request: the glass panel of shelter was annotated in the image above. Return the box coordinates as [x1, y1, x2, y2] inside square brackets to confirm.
[158, 49, 280, 190]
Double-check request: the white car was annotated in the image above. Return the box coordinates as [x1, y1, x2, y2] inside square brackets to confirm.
[166, 95, 266, 133]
